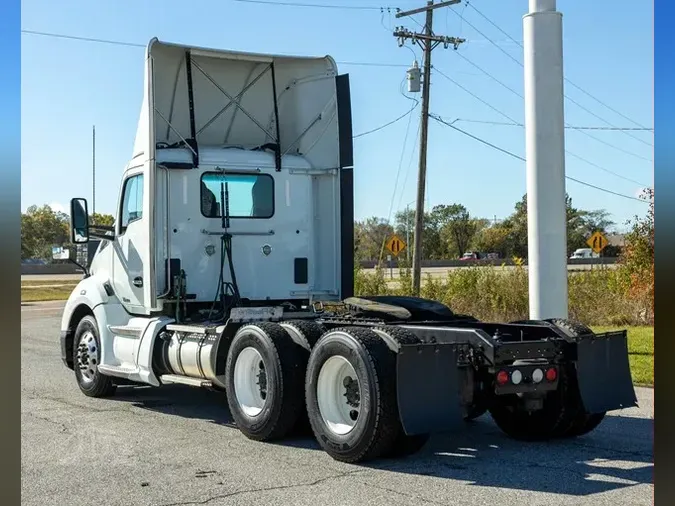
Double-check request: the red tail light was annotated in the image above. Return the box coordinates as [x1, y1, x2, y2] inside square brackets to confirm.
[545, 367, 558, 382]
[496, 370, 509, 385]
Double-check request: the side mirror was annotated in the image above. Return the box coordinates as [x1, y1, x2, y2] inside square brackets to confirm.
[70, 198, 90, 244]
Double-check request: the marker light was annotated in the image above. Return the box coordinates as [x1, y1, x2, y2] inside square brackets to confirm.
[532, 368, 544, 383]
[546, 367, 558, 382]
[496, 370, 509, 385]
[511, 370, 523, 385]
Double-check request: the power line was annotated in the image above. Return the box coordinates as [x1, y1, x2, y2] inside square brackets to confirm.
[433, 67, 519, 123]
[454, 118, 653, 131]
[433, 67, 649, 186]
[465, 2, 523, 47]
[431, 114, 527, 162]
[468, 2, 652, 131]
[353, 101, 419, 138]
[563, 151, 648, 188]
[447, 51, 653, 162]
[20, 29, 482, 74]
[21, 29, 146, 47]
[21, 28, 420, 142]
[231, 0, 390, 10]
[430, 114, 648, 203]
[453, 50, 523, 98]
[449, 5, 523, 67]
[459, 2, 654, 145]
[397, 117, 421, 211]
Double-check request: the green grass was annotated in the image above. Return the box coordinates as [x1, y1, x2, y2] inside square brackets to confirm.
[21, 284, 78, 302]
[21, 279, 81, 287]
[592, 326, 654, 387]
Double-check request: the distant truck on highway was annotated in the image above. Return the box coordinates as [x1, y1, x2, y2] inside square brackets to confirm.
[569, 248, 599, 259]
[460, 251, 499, 260]
[56, 38, 637, 464]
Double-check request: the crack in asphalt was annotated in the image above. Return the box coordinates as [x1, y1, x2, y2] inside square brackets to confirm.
[155, 469, 366, 506]
[24, 412, 71, 434]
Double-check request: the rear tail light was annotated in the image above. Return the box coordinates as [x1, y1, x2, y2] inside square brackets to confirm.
[532, 368, 544, 383]
[545, 367, 558, 382]
[511, 369, 523, 385]
[496, 370, 509, 385]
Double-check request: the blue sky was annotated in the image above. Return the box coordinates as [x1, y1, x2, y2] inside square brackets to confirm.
[21, 0, 653, 231]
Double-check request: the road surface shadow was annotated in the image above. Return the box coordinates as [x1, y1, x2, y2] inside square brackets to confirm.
[111, 384, 237, 429]
[109, 384, 653, 496]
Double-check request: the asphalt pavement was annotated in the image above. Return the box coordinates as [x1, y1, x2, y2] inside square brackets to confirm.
[22, 301, 653, 506]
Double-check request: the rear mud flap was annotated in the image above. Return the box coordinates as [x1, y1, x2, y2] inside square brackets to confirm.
[576, 332, 638, 413]
[396, 343, 464, 435]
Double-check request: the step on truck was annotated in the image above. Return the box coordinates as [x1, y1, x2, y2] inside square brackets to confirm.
[59, 38, 637, 463]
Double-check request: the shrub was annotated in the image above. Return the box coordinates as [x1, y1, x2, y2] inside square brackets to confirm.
[354, 264, 645, 326]
[614, 188, 654, 324]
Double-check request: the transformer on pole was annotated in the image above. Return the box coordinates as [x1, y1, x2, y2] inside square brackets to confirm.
[393, 0, 464, 296]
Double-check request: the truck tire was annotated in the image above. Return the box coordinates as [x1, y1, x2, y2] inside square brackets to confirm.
[464, 403, 488, 421]
[372, 326, 430, 458]
[280, 320, 325, 351]
[489, 362, 580, 441]
[305, 327, 402, 463]
[225, 322, 306, 441]
[544, 318, 607, 437]
[73, 315, 116, 397]
[279, 320, 325, 434]
[489, 318, 606, 440]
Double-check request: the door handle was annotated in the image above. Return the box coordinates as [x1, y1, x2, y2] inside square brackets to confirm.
[133, 277, 143, 287]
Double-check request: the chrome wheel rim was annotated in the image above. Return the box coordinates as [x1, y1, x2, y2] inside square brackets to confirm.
[76, 330, 99, 383]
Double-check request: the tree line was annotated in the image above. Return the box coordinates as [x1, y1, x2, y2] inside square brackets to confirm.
[21, 205, 114, 261]
[355, 194, 618, 263]
[22, 194, 616, 262]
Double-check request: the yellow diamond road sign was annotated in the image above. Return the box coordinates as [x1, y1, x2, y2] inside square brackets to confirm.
[385, 234, 406, 256]
[587, 231, 609, 254]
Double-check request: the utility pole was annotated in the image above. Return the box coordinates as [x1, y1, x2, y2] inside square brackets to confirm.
[92, 125, 96, 218]
[394, 0, 464, 295]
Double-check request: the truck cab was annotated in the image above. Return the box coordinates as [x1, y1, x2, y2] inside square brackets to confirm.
[569, 248, 598, 259]
[61, 37, 354, 382]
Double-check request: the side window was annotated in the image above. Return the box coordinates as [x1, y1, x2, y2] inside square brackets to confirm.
[200, 173, 274, 219]
[119, 174, 144, 232]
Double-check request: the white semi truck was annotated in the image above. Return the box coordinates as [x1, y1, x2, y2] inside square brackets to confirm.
[59, 38, 637, 463]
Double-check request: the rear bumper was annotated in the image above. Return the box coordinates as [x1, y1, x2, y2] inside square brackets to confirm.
[394, 330, 637, 435]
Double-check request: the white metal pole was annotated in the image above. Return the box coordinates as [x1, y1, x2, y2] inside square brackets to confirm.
[523, 0, 568, 319]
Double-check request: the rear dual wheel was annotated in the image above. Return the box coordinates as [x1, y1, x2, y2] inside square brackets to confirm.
[225, 322, 309, 441]
[225, 322, 428, 462]
[489, 318, 606, 441]
[305, 326, 427, 463]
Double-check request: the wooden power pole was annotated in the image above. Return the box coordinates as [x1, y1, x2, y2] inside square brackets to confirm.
[394, 0, 464, 295]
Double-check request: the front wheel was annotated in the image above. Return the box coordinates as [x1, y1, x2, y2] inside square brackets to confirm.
[73, 315, 116, 397]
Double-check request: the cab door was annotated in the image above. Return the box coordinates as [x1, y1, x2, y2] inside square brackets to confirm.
[111, 171, 147, 313]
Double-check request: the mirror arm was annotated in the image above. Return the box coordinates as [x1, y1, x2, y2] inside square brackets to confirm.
[90, 224, 115, 233]
[67, 258, 90, 278]
[89, 231, 114, 241]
